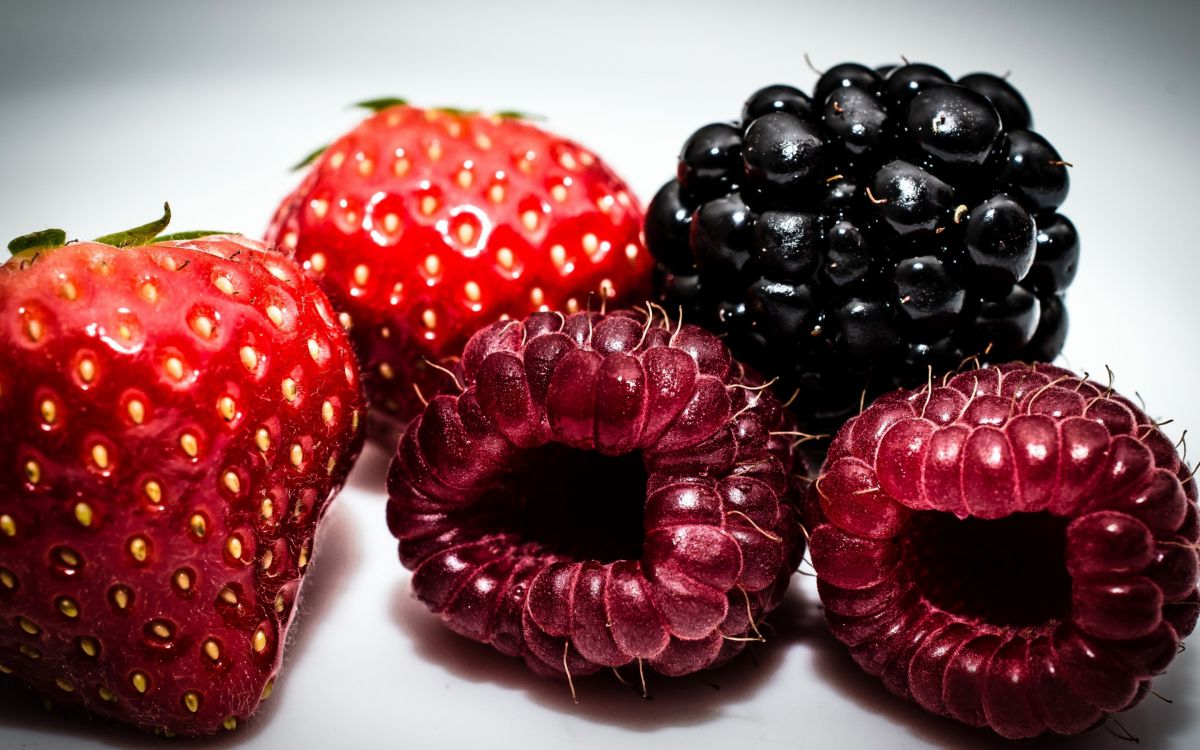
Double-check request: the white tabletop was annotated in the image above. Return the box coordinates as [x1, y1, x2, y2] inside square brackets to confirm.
[1, 1, 1197, 747]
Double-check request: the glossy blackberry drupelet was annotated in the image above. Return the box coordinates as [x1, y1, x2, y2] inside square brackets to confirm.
[647, 63, 1078, 430]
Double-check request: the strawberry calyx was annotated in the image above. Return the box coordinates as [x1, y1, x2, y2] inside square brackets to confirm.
[353, 96, 409, 112]
[290, 100, 544, 171]
[353, 98, 542, 121]
[6, 227, 67, 256]
[93, 201, 173, 247]
[5, 203, 235, 265]
[153, 229, 237, 242]
[291, 144, 331, 171]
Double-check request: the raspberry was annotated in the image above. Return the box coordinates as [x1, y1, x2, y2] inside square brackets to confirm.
[805, 363, 1198, 738]
[385, 309, 807, 684]
[646, 63, 1078, 430]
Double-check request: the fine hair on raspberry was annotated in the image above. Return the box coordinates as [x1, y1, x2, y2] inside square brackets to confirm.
[386, 307, 807, 685]
[805, 362, 1199, 738]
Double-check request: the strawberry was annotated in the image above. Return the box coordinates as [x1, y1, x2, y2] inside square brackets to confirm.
[0, 206, 365, 736]
[266, 102, 652, 437]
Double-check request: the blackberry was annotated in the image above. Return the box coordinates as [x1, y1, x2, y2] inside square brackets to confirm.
[647, 62, 1078, 429]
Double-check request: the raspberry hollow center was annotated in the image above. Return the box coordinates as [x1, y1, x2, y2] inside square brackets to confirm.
[901, 511, 1071, 628]
[490, 444, 648, 563]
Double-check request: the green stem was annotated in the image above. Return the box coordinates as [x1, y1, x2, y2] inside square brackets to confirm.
[94, 203, 172, 247]
[354, 97, 409, 112]
[292, 144, 329, 171]
[4, 203, 235, 266]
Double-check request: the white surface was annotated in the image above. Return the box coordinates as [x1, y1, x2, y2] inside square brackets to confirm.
[1, 0, 1198, 747]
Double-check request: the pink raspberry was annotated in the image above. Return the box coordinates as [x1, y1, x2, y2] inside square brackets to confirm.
[386, 309, 807, 685]
[806, 363, 1198, 738]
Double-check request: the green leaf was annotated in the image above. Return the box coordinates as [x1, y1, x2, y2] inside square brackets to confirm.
[95, 203, 172, 247]
[495, 110, 545, 121]
[7, 228, 67, 256]
[291, 144, 328, 172]
[153, 230, 238, 242]
[434, 106, 480, 117]
[354, 97, 409, 112]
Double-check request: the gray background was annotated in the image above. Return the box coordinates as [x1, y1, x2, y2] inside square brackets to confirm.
[1, 0, 1197, 747]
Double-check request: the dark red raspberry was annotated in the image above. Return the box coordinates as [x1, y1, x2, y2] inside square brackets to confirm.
[386, 308, 807, 684]
[805, 363, 1199, 738]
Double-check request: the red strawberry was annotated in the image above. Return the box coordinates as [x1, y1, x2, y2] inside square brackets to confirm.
[266, 103, 652, 437]
[0, 207, 365, 736]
